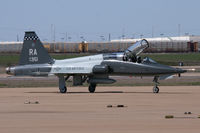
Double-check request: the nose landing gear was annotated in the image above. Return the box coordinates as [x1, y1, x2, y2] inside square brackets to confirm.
[153, 76, 159, 93]
[153, 85, 159, 93]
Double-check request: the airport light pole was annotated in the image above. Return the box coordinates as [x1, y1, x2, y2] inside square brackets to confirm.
[66, 32, 68, 42]
[178, 24, 181, 36]
[68, 37, 71, 42]
[122, 34, 125, 39]
[60, 33, 66, 42]
[160, 34, 164, 52]
[132, 34, 135, 39]
[80, 36, 85, 41]
[152, 26, 154, 37]
[17, 35, 19, 42]
[100, 35, 105, 41]
[61, 38, 64, 41]
[185, 33, 189, 36]
[108, 33, 111, 42]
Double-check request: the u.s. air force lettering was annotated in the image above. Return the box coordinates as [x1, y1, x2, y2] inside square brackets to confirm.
[66, 67, 84, 70]
[53, 67, 84, 72]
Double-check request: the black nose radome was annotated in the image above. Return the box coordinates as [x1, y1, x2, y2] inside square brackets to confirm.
[176, 68, 187, 73]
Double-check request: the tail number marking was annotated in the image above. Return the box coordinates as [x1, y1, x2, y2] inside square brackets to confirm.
[29, 57, 38, 62]
[29, 49, 37, 56]
[29, 49, 38, 62]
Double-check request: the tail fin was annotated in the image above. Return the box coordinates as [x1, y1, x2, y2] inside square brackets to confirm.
[19, 31, 53, 65]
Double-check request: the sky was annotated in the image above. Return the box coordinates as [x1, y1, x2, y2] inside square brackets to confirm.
[0, 0, 200, 42]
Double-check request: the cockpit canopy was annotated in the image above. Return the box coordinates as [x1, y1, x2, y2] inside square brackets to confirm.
[125, 39, 149, 56]
[124, 39, 149, 62]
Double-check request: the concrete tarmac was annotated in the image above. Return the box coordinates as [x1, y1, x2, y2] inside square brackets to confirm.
[0, 86, 200, 133]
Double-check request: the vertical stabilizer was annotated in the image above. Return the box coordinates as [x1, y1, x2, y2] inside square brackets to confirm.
[19, 31, 53, 65]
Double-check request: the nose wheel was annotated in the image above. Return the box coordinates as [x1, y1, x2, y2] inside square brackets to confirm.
[153, 85, 159, 93]
[153, 76, 160, 93]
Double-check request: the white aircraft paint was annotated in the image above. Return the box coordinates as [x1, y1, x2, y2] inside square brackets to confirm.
[50, 54, 104, 74]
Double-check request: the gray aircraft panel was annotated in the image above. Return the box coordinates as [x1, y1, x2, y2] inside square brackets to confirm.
[101, 60, 185, 76]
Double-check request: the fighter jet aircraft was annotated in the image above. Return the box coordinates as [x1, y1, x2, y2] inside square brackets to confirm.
[6, 31, 186, 93]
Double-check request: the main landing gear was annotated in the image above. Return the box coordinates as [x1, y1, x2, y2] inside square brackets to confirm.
[58, 75, 69, 93]
[153, 76, 159, 93]
[88, 83, 96, 93]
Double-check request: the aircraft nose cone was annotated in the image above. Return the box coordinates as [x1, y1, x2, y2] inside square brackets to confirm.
[175, 68, 187, 73]
[6, 67, 10, 74]
[5, 67, 15, 75]
[156, 66, 187, 75]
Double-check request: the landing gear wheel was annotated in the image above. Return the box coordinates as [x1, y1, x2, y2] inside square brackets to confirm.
[153, 86, 159, 93]
[88, 84, 96, 93]
[58, 75, 67, 93]
[59, 86, 67, 93]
